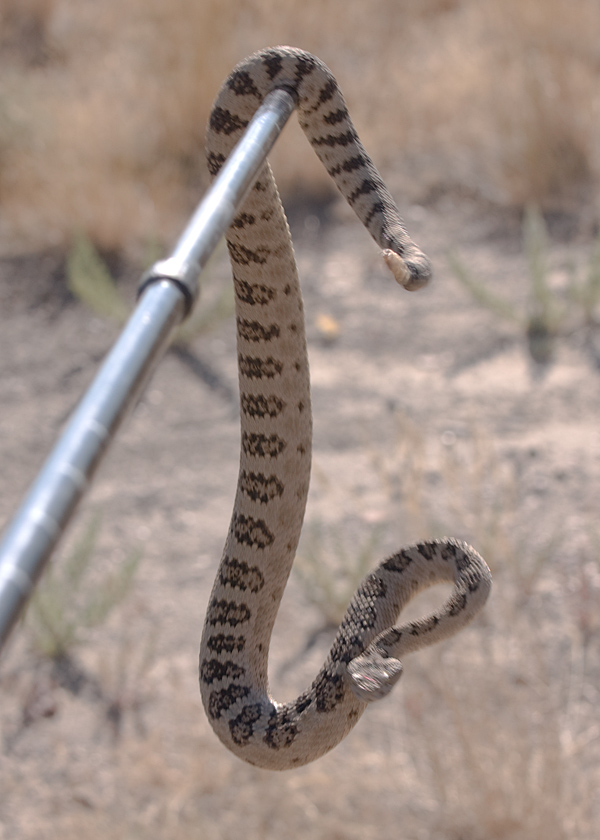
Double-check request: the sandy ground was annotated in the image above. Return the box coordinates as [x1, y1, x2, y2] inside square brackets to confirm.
[1, 195, 599, 838]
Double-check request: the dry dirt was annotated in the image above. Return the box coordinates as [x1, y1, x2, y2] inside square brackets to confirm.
[1, 194, 600, 838]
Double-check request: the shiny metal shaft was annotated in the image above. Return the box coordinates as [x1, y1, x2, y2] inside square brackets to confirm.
[0, 88, 295, 652]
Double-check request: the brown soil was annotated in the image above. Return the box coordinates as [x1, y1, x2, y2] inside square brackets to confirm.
[1, 196, 599, 838]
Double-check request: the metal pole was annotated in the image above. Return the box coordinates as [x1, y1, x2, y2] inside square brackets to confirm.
[0, 88, 296, 652]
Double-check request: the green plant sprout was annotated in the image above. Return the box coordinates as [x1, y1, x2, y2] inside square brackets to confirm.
[66, 232, 234, 347]
[66, 234, 130, 323]
[25, 513, 140, 661]
[450, 206, 600, 365]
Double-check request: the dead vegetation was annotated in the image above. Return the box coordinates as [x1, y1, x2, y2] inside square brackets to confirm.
[2, 2, 600, 839]
[0, 0, 599, 254]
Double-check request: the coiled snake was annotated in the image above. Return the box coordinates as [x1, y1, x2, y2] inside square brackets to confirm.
[199, 47, 491, 771]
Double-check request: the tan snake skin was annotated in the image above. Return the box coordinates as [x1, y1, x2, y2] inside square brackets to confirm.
[199, 47, 491, 771]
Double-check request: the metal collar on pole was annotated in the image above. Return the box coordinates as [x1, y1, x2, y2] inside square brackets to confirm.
[0, 88, 296, 653]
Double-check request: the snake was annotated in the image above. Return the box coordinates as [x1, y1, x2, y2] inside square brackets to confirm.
[198, 46, 492, 771]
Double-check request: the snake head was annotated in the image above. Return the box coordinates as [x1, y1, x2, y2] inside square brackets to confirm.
[346, 649, 404, 703]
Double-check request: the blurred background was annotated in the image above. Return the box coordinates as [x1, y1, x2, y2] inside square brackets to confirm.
[0, 0, 598, 256]
[2, 2, 600, 839]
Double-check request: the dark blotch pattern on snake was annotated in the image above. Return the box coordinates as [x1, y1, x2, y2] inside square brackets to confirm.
[199, 47, 491, 771]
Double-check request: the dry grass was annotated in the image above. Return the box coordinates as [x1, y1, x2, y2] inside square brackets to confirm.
[4, 419, 599, 839]
[0, 0, 599, 254]
[2, 3, 600, 838]
[294, 416, 600, 840]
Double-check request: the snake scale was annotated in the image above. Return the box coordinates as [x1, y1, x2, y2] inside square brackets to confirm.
[199, 46, 491, 771]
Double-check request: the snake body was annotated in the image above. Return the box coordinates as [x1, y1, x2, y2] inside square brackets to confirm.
[199, 47, 491, 771]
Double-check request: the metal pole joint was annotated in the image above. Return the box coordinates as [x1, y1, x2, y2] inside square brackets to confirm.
[138, 257, 199, 318]
[0, 87, 296, 652]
